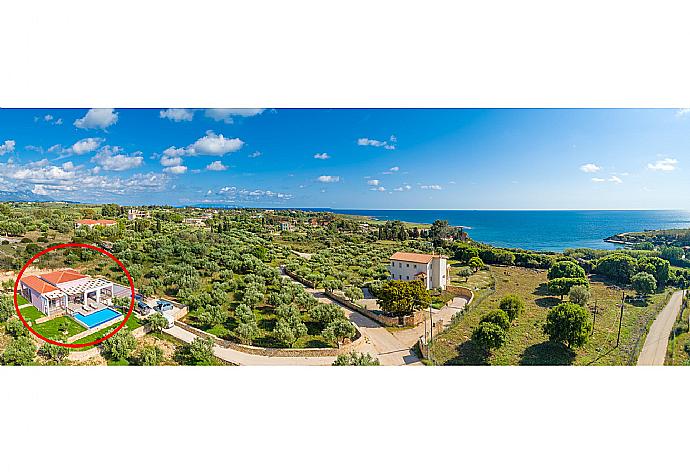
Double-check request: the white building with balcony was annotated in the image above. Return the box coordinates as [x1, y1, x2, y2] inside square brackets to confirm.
[388, 251, 448, 290]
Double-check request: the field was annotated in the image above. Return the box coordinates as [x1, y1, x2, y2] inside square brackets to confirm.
[430, 265, 672, 365]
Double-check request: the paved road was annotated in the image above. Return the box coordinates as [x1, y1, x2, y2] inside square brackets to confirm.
[304, 288, 421, 366]
[637, 290, 684, 366]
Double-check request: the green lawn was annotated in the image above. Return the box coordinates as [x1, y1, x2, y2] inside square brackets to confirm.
[19, 305, 44, 323]
[16, 294, 30, 306]
[430, 265, 672, 366]
[32, 316, 86, 340]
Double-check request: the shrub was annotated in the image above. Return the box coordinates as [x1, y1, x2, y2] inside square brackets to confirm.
[5, 317, 29, 338]
[1, 337, 36, 365]
[38, 343, 69, 363]
[498, 294, 525, 322]
[631, 272, 657, 297]
[568, 285, 591, 307]
[479, 309, 511, 330]
[333, 352, 380, 366]
[543, 302, 592, 349]
[101, 331, 136, 361]
[547, 277, 589, 298]
[547, 260, 585, 280]
[137, 345, 164, 366]
[471, 322, 507, 352]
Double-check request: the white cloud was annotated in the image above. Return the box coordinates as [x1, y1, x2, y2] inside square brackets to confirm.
[71, 137, 104, 155]
[206, 160, 228, 171]
[44, 115, 53, 121]
[369, 186, 386, 192]
[591, 177, 606, 182]
[91, 145, 144, 171]
[317, 175, 340, 183]
[580, 163, 601, 173]
[204, 109, 264, 124]
[608, 175, 623, 184]
[160, 109, 195, 122]
[74, 108, 118, 130]
[367, 179, 380, 186]
[163, 165, 187, 174]
[249, 151, 262, 158]
[648, 157, 678, 171]
[160, 155, 183, 167]
[389, 166, 400, 172]
[0, 140, 16, 155]
[393, 185, 412, 192]
[357, 136, 396, 150]
[190, 131, 244, 156]
[313, 152, 330, 160]
[420, 184, 442, 190]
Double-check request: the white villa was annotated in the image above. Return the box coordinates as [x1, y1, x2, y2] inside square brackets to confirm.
[74, 219, 117, 229]
[127, 209, 150, 220]
[19, 269, 114, 316]
[389, 251, 448, 290]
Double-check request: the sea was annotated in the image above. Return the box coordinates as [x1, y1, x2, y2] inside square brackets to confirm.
[332, 209, 690, 253]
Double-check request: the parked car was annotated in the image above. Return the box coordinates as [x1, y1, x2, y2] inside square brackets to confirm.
[136, 300, 151, 315]
[155, 300, 174, 312]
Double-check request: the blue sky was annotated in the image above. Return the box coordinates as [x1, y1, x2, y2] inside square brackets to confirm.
[0, 108, 688, 209]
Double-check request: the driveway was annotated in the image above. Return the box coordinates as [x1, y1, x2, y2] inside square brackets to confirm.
[637, 290, 684, 366]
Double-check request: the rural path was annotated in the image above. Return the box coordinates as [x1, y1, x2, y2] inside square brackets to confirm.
[637, 290, 685, 366]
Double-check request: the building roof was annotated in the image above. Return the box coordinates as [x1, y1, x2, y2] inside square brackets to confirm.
[390, 252, 434, 264]
[21, 275, 60, 294]
[41, 269, 88, 285]
[75, 219, 117, 225]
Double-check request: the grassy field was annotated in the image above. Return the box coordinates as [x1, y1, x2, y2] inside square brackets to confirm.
[16, 294, 29, 305]
[430, 265, 672, 365]
[32, 316, 86, 340]
[665, 305, 690, 366]
[19, 305, 44, 323]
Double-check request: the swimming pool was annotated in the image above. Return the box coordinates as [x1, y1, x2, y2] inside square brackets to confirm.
[73, 308, 122, 329]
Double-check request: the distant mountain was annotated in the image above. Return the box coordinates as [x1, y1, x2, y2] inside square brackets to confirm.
[0, 190, 54, 202]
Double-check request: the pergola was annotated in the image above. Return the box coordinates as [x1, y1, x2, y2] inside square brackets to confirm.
[61, 278, 114, 305]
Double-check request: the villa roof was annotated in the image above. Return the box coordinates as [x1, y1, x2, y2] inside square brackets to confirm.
[41, 269, 88, 285]
[76, 219, 117, 225]
[390, 252, 434, 264]
[21, 275, 60, 294]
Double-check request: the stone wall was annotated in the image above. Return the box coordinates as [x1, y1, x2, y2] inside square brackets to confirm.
[283, 268, 316, 289]
[323, 289, 406, 327]
[445, 285, 474, 304]
[173, 319, 364, 358]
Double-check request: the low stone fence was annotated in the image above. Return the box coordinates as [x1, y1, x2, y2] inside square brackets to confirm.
[283, 268, 316, 289]
[324, 289, 411, 327]
[174, 319, 364, 358]
[445, 285, 475, 305]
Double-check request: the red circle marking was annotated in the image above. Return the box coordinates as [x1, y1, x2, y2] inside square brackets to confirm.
[13, 243, 135, 349]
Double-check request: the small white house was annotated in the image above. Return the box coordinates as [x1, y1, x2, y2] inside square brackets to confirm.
[389, 251, 448, 290]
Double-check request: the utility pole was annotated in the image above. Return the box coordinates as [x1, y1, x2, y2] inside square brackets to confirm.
[616, 291, 625, 347]
[592, 299, 597, 335]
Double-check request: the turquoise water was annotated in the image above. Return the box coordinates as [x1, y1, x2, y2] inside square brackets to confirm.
[74, 307, 122, 329]
[334, 210, 690, 252]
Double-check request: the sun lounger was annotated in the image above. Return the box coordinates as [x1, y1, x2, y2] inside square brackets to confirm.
[82, 304, 89, 312]
[90, 302, 98, 309]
